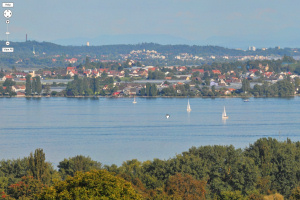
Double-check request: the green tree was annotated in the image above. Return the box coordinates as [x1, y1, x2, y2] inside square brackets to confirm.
[101, 71, 108, 78]
[85, 56, 90, 68]
[90, 77, 100, 94]
[44, 85, 51, 95]
[150, 84, 157, 96]
[145, 83, 151, 96]
[0, 86, 4, 95]
[192, 71, 200, 78]
[28, 149, 52, 184]
[31, 77, 36, 94]
[35, 76, 42, 95]
[290, 186, 300, 200]
[25, 75, 31, 95]
[242, 78, 250, 93]
[58, 155, 102, 179]
[115, 76, 121, 82]
[205, 78, 210, 86]
[212, 85, 216, 95]
[294, 66, 300, 75]
[3, 79, 16, 87]
[294, 77, 300, 88]
[38, 170, 141, 200]
[125, 69, 130, 77]
[165, 173, 206, 200]
[219, 190, 245, 200]
[7, 176, 45, 200]
[282, 55, 295, 63]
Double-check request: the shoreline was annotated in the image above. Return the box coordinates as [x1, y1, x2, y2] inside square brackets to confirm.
[0, 95, 298, 99]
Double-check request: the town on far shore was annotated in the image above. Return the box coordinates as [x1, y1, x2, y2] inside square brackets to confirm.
[0, 51, 300, 98]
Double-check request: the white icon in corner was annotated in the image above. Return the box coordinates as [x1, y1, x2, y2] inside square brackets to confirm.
[2, 48, 14, 52]
[4, 9, 12, 18]
[2, 3, 14, 8]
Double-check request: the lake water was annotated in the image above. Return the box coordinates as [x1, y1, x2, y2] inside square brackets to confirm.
[0, 97, 299, 167]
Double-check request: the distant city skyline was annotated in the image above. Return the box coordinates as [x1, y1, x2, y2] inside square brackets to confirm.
[6, 0, 300, 48]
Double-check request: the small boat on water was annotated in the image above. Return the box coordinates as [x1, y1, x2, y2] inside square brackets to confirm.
[165, 114, 170, 119]
[187, 99, 191, 112]
[133, 96, 137, 104]
[222, 106, 228, 119]
[244, 99, 249, 102]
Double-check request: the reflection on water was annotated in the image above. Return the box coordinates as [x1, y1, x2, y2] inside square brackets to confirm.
[222, 118, 227, 125]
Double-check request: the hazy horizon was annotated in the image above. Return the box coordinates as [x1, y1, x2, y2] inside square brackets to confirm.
[6, 0, 300, 49]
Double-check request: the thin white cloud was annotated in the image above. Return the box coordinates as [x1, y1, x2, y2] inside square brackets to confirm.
[254, 8, 277, 20]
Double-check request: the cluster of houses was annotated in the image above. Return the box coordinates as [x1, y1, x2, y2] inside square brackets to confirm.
[124, 49, 166, 60]
[65, 66, 155, 79]
[119, 49, 286, 62]
[1, 61, 299, 97]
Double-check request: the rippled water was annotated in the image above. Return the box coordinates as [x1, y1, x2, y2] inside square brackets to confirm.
[0, 97, 299, 167]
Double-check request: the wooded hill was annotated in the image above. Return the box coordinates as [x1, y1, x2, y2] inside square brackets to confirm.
[1, 41, 299, 57]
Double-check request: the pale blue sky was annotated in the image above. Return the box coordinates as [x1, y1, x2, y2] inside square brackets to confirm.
[6, 0, 300, 48]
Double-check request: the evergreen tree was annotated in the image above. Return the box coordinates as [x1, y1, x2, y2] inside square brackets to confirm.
[31, 77, 36, 94]
[85, 56, 90, 68]
[145, 83, 151, 96]
[150, 84, 157, 96]
[36, 76, 42, 95]
[28, 149, 52, 184]
[242, 78, 250, 93]
[25, 75, 32, 95]
[44, 85, 51, 95]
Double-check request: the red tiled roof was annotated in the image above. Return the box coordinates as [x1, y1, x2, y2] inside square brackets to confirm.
[99, 68, 109, 72]
[249, 69, 258, 73]
[265, 72, 273, 77]
[212, 70, 221, 74]
[5, 75, 13, 79]
[148, 67, 157, 71]
[192, 69, 204, 73]
[67, 67, 76, 71]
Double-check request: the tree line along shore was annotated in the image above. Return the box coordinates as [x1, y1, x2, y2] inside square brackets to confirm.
[0, 56, 300, 98]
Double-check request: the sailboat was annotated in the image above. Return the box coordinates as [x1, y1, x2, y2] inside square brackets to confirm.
[133, 96, 137, 104]
[187, 99, 191, 112]
[222, 106, 228, 119]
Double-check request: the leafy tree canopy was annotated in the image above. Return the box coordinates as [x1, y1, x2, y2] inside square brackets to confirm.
[38, 170, 141, 200]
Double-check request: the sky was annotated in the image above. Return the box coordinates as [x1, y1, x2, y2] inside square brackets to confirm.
[4, 0, 300, 48]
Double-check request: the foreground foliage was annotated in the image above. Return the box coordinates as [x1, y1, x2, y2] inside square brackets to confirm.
[0, 138, 300, 199]
[38, 170, 141, 200]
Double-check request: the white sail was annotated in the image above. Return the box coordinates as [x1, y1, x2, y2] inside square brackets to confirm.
[133, 96, 137, 104]
[222, 106, 228, 119]
[187, 99, 191, 112]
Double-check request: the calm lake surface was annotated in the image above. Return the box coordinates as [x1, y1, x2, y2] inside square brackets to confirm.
[0, 97, 299, 167]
